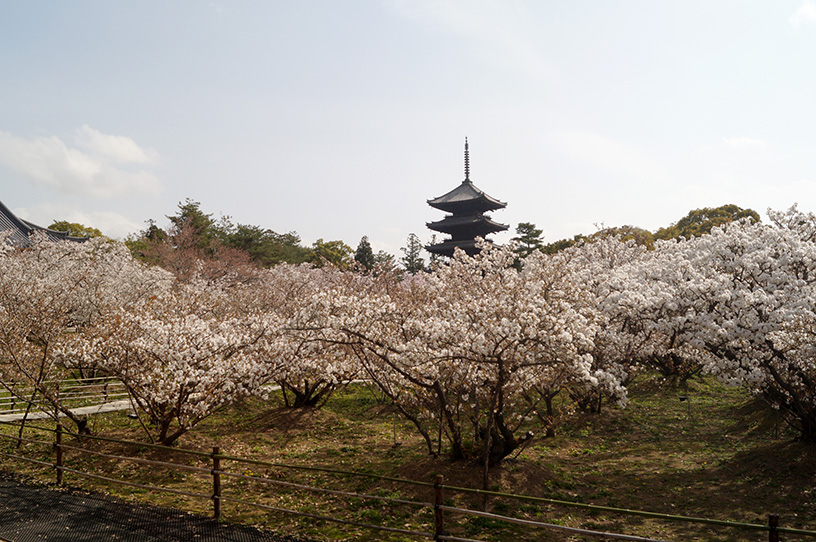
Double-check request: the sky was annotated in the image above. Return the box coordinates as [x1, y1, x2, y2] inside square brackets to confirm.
[2, 1, 816, 257]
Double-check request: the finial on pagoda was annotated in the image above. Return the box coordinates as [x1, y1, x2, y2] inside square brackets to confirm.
[464, 137, 470, 182]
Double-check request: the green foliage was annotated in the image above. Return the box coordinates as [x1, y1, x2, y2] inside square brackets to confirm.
[221, 223, 312, 266]
[655, 204, 760, 240]
[47, 221, 104, 238]
[142, 220, 166, 242]
[542, 205, 759, 254]
[127, 200, 315, 267]
[167, 199, 219, 250]
[311, 238, 353, 268]
[124, 220, 162, 261]
[400, 233, 425, 274]
[542, 226, 653, 255]
[542, 235, 586, 254]
[592, 225, 655, 249]
[512, 222, 544, 257]
[354, 236, 375, 271]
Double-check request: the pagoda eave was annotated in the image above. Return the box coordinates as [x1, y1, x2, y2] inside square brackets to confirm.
[426, 219, 508, 237]
[427, 180, 507, 214]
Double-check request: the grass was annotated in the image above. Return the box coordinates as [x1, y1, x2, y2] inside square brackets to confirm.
[1, 374, 815, 541]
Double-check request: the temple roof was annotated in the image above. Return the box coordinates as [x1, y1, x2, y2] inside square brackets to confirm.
[0, 199, 88, 246]
[426, 214, 509, 236]
[427, 180, 507, 214]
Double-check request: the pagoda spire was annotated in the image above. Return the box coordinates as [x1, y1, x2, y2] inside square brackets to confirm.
[464, 137, 470, 182]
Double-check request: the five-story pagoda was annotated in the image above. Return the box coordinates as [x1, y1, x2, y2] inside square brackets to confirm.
[426, 139, 508, 257]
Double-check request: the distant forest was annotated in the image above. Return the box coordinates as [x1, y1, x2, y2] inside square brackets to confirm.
[49, 200, 761, 273]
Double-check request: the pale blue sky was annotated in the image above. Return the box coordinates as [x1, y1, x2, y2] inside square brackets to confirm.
[2, 1, 816, 256]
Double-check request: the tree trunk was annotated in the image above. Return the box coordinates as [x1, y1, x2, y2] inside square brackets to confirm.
[544, 393, 556, 438]
[799, 414, 816, 443]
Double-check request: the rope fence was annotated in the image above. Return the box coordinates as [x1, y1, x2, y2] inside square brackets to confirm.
[0, 418, 812, 541]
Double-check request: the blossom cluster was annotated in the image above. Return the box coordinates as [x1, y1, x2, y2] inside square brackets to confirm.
[4, 205, 816, 450]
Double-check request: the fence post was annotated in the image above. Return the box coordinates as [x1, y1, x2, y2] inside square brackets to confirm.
[434, 474, 444, 540]
[55, 423, 64, 485]
[212, 446, 222, 519]
[768, 513, 779, 542]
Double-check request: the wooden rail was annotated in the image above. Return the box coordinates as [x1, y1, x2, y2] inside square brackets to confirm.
[0, 377, 127, 414]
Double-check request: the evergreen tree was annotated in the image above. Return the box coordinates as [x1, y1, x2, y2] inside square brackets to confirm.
[401, 233, 425, 274]
[167, 199, 219, 251]
[512, 222, 544, 258]
[354, 236, 376, 271]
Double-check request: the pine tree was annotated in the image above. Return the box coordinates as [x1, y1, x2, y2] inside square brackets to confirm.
[354, 236, 376, 271]
[512, 222, 545, 258]
[400, 233, 425, 274]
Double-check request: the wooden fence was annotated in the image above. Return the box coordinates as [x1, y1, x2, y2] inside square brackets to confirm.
[0, 376, 128, 415]
[0, 419, 813, 542]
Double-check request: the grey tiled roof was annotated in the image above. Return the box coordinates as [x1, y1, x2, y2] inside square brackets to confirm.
[0, 199, 88, 246]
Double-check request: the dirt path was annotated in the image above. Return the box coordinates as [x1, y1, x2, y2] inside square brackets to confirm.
[0, 470, 312, 542]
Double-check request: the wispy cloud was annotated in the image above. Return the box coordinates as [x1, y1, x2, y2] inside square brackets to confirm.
[790, 1, 816, 28]
[75, 125, 158, 165]
[0, 126, 161, 198]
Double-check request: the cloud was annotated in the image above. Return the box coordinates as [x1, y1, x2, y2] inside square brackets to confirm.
[0, 126, 161, 198]
[75, 125, 158, 165]
[722, 136, 768, 149]
[790, 1, 816, 28]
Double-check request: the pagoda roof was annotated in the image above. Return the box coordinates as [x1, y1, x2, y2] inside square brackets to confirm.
[426, 214, 509, 236]
[0, 199, 88, 247]
[427, 180, 507, 214]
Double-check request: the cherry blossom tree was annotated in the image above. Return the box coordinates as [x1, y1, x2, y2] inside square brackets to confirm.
[254, 264, 363, 409]
[543, 236, 647, 419]
[64, 280, 273, 445]
[0, 234, 172, 434]
[323, 243, 610, 467]
[620, 211, 816, 441]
